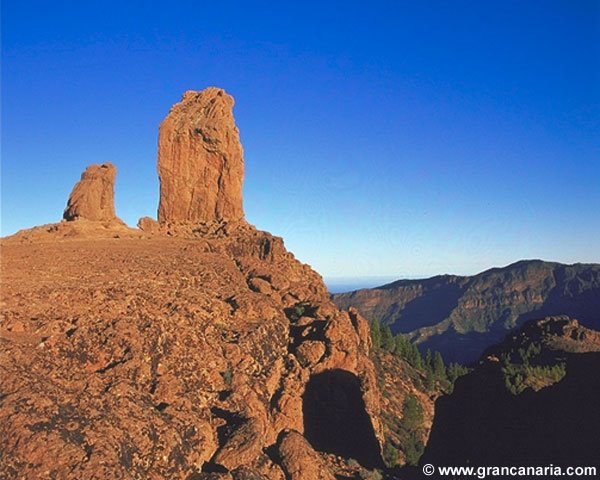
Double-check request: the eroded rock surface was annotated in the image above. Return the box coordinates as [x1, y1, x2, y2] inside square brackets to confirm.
[157, 88, 245, 224]
[0, 87, 385, 479]
[277, 430, 336, 480]
[63, 163, 120, 222]
[0, 228, 383, 479]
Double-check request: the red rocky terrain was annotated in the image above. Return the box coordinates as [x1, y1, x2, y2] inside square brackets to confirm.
[0, 88, 386, 479]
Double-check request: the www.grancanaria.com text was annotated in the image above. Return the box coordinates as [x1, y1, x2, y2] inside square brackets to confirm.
[422, 464, 598, 478]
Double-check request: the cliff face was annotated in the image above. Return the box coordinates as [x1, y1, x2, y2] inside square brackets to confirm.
[0, 88, 385, 480]
[332, 260, 600, 363]
[420, 316, 600, 467]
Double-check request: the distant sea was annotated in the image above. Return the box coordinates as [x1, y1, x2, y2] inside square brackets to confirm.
[325, 276, 416, 294]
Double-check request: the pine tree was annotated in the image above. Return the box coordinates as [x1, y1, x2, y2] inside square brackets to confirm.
[408, 343, 423, 369]
[401, 394, 424, 431]
[381, 325, 395, 352]
[447, 362, 469, 384]
[394, 334, 408, 358]
[433, 351, 446, 380]
[425, 369, 436, 391]
[425, 349, 433, 370]
[370, 318, 382, 349]
[383, 440, 399, 468]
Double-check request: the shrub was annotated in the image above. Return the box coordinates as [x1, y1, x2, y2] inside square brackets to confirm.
[360, 469, 383, 480]
[403, 436, 425, 466]
[382, 439, 399, 468]
[502, 362, 566, 395]
[401, 394, 424, 431]
[293, 304, 305, 319]
[221, 369, 233, 386]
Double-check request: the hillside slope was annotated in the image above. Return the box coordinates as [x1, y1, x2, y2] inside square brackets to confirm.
[332, 260, 600, 363]
[419, 316, 600, 467]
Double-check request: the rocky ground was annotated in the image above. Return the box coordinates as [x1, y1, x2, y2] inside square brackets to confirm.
[1, 86, 414, 479]
[0, 224, 389, 479]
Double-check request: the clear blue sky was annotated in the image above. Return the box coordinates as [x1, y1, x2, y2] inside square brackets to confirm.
[2, 1, 599, 280]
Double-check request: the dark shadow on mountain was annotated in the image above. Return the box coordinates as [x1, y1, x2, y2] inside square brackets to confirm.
[389, 278, 466, 333]
[511, 268, 600, 331]
[420, 352, 600, 466]
[418, 268, 600, 364]
[333, 261, 600, 365]
[417, 322, 508, 365]
[303, 369, 382, 469]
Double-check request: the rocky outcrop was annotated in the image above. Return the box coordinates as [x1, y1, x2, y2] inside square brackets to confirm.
[157, 88, 245, 224]
[3, 163, 137, 243]
[421, 316, 600, 467]
[0, 228, 383, 479]
[63, 162, 121, 222]
[277, 431, 336, 480]
[137, 216, 160, 233]
[0, 88, 386, 479]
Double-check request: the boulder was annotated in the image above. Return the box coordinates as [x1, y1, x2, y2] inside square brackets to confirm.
[137, 216, 160, 233]
[277, 430, 335, 480]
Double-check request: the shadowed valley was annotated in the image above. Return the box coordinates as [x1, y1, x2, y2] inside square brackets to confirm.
[332, 261, 600, 363]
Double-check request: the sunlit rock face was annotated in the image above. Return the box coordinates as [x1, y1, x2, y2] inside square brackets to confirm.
[63, 162, 120, 222]
[157, 87, 245, 225]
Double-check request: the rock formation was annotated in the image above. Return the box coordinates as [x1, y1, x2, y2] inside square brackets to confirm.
[157, 88, 245, 224]
[63, 162, 120, 222]
[277, 430, 336, 480]
[0, 88, 387, 479]
[137, 216, 160, 233]
[0, 227, 384, 479]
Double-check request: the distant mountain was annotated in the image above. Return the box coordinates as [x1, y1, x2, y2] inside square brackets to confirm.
[332, 260, 600, 363]
[419, 316, 600, 467]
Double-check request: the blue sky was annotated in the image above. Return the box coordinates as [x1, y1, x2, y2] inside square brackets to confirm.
[2, 0, 599, 280]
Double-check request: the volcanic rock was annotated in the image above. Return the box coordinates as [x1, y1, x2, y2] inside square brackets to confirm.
[63, 162, 120, 222]
[277, 430, 336, 480]
[0, 229, 383, 479]
[137, 216, 160, 233]
[0, 88, 386, 479]
[157, 88, 245, 224]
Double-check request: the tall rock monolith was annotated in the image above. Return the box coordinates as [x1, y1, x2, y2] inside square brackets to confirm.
[157, 87, 245, 224]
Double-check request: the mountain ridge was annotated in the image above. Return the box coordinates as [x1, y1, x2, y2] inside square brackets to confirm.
[332, 260, 600, 363]
[364, 259, 592, 289]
